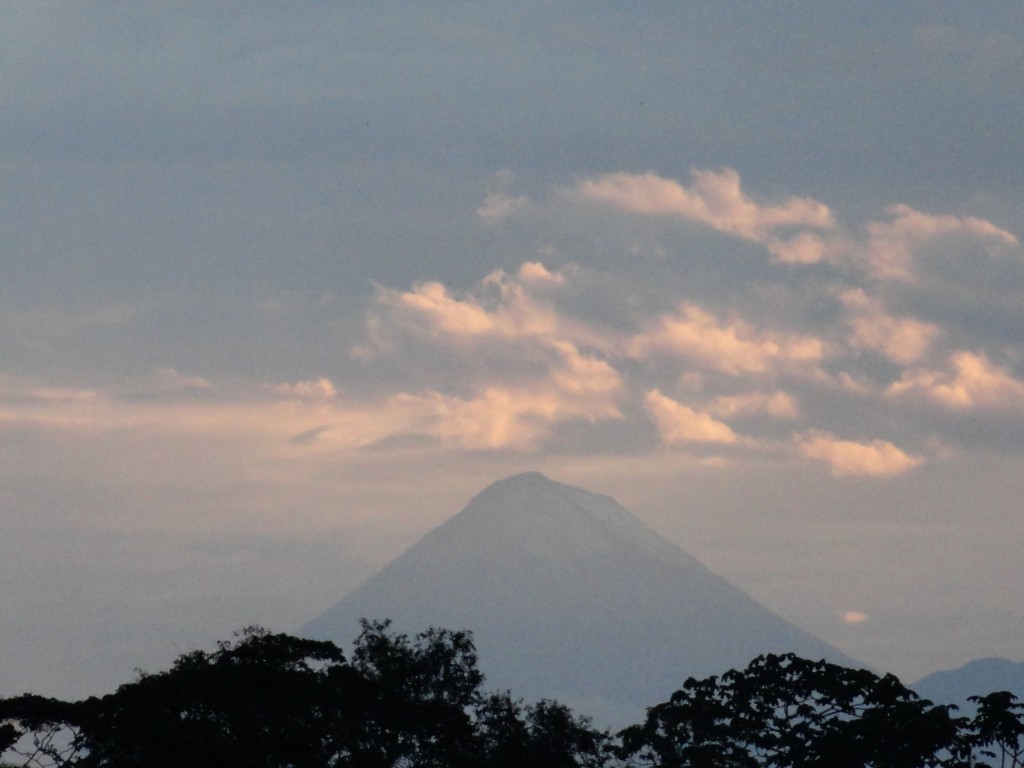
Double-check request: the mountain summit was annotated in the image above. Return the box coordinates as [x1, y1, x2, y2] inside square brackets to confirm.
[303, 472, 856, 724]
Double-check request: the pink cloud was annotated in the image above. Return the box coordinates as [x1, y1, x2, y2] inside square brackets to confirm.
[269, 378, 338, 401]
[888, 351, 1024, 410]
[577, 168, 833, 238]
[841, 611, 870, 624]
[839, 288, 939, 364]
[644, 389, 738, 445]
[796, 431, 924, 477]
[360, 262, 594, 356]
[389, 281, 497, 337]
[629, 302, 825, 375]
[861, 204, 1019, 281]
[575, 168, 835, 264]
[389, 344, 623, 451]
[707, 390, 800, 419]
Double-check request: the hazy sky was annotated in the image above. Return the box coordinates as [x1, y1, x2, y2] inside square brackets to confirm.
[3, 3, 1024, 698]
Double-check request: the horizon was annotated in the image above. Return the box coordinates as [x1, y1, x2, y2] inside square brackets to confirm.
[2, 3, 1023, 700]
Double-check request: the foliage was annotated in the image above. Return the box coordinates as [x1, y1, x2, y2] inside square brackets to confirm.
[3, 631, 1023, 768]
[619, 653, 968, 768]
[965, 691, 1024, 768]
[0, 621, 608, 768]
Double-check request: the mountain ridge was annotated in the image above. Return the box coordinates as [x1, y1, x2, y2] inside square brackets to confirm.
[912, 656, 1024, 712]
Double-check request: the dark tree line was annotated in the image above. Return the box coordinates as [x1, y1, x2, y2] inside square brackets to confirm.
[1, 624, 1022, 768]
[0, 622, 608, 768]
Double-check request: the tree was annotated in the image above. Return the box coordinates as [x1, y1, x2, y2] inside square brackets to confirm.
[0, 622, 611, 768]
[345, 619, 610, 768]
[965, 691, 1024, 768]
[0, 694, 82, 768]
[619, 653, 968, 768]
[475, 693, 611, 768]
[2, 627, 359, 768]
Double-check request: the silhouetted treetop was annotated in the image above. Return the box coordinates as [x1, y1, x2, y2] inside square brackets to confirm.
[2, 630, 1023, 768]
[0, 622, 608, 768]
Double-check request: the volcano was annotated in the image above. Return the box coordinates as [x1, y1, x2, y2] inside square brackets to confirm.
[303, 471, 856, 724]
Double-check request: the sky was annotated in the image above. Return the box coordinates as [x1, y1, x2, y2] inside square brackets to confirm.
[2, 2, 1024, 699]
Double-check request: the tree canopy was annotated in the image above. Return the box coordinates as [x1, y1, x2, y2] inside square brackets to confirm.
[619, 653, 966, 768]
[1, 628, 1022, 768]
[0, 621, 608, 768]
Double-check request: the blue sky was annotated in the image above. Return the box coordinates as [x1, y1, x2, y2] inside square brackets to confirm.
[2, 2, 1024, 698]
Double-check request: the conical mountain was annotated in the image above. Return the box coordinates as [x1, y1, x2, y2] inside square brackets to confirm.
[303, 472, 856, 724]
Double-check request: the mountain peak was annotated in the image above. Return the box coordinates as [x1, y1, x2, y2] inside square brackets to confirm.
[304, 473, 856, 726]
[497, 470, 553, 485]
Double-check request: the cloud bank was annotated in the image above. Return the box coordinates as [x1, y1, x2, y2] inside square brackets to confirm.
[5, 168, 1023, 485]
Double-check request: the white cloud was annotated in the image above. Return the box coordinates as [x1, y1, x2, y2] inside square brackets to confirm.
[796, 431, 924, 477]
[629, 302, 825, 375]
[644, 389, 738, 445]
[839, 288, 939, 364]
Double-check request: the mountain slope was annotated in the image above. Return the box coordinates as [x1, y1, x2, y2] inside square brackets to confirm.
[913, 657, 1024, 712]
[303, 472, 857, 724]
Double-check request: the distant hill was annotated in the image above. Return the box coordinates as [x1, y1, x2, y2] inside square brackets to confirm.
[303, 471, 858, 725]
[913, 657, 1024, 713]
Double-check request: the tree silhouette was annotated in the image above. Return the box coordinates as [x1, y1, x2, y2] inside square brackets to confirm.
[0, 622, 609, 768]
[7, 631, 1021, 768]
[965, 691, 1024, 768]
[619, 653, 968, 768]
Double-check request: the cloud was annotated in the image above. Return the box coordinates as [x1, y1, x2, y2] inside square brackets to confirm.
[767, 231, 830, 265]
[888, 351, 1024, 411]
[477, 191, 531, 225]
[564, 169, 1021, 280]
[573, 168, 837, 266]
[576, 168, 834, 238]
[707, 390, 799, 419]
[357, 262, 594, 357]
[841, 611, 870, 624]
[75, 171, 1010, 471]
[476, 169, 532, 225]
[796, 431, 924, 477]
[377, 330, 622, 451]
[509, 261, 567, 285]
[384, 280, 498, 337]
[859, 204, 1019, 281]
[348, 264, 626, 451]
[389, 385, 617, 452]
[839, 288, 939, 364]
[629, 302, 825, 375]
[269, 378, 338, 401]
[644, 389, 738, 445]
